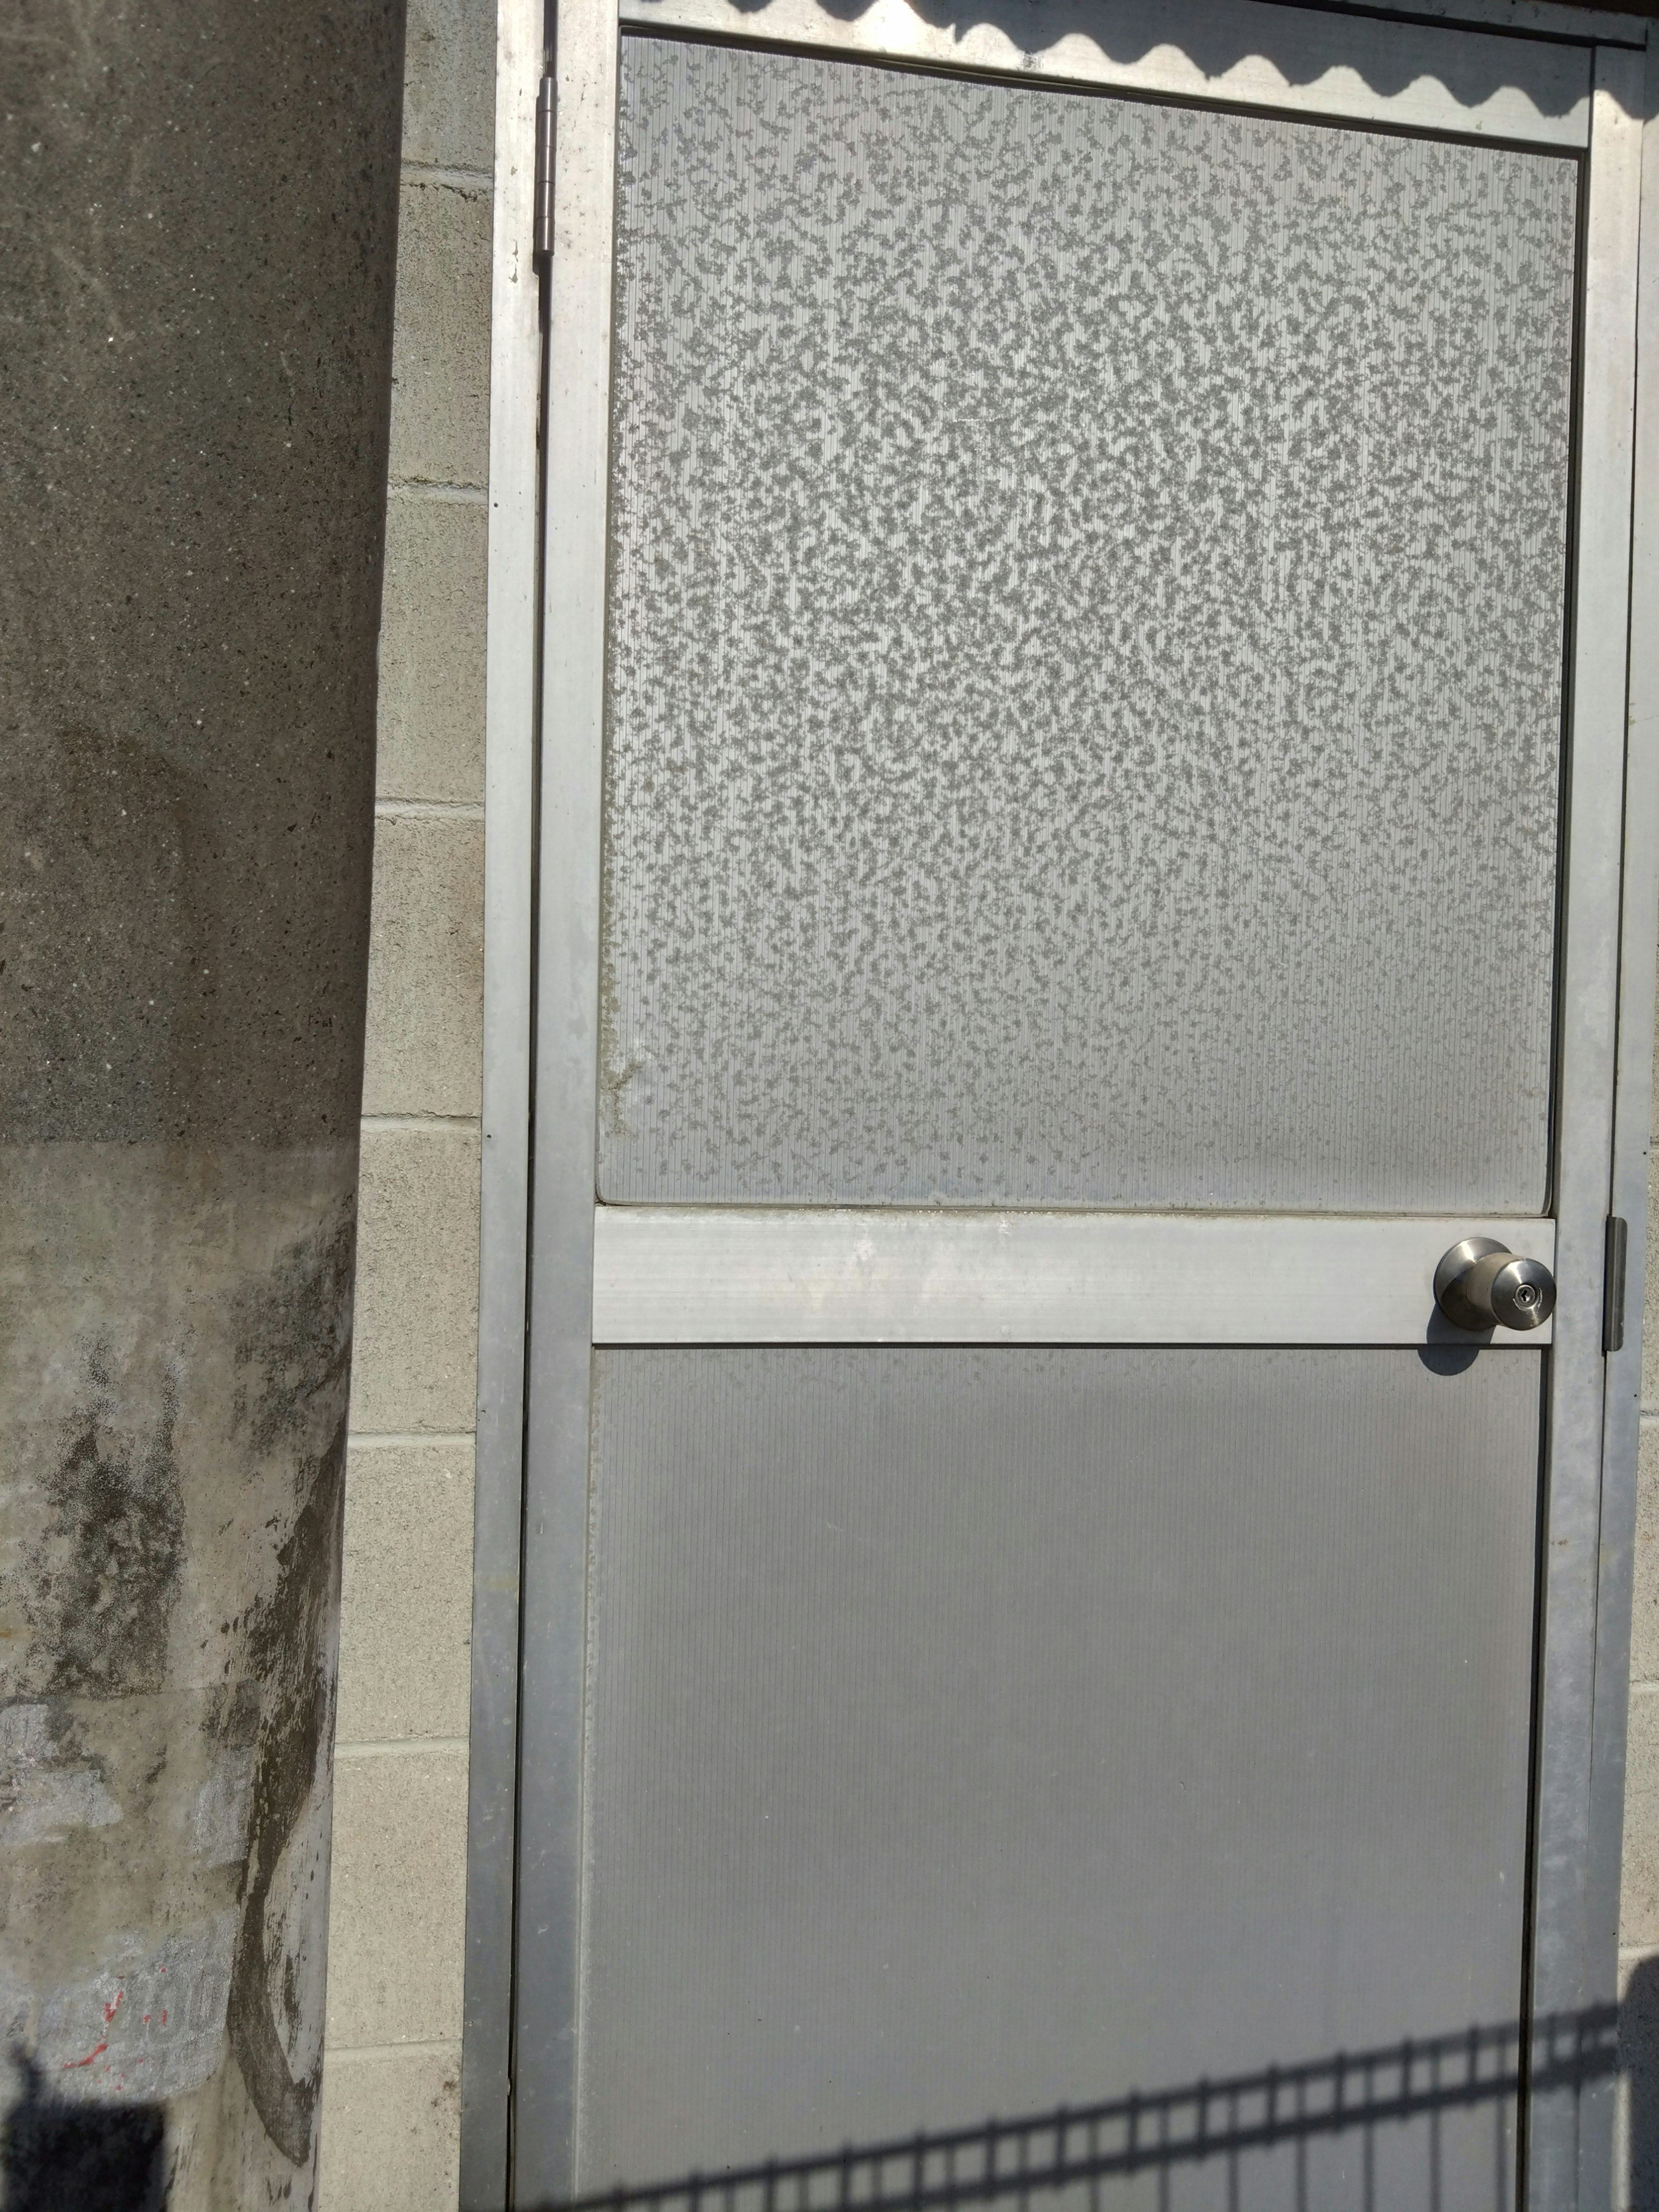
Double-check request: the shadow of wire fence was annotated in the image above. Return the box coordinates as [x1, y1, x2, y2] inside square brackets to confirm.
[538, 2009, 1623, 2212]
[0, 1999, 1640, 2210]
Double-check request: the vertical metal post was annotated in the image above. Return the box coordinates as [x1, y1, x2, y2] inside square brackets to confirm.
[1583, 33, 1659, 2212]
[512, 0, 619, 2195]
[461, 0, 548, 2201]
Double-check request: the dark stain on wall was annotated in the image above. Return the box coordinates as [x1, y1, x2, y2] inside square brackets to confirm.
[226, 1415, 345, 2168]
[233, 1202, 356, 1463]
[223, 1208, 356, 2165]
[20, 1348, 184, 1702]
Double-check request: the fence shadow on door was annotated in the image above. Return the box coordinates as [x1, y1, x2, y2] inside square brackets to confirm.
[528, 2006, 1629, 2212]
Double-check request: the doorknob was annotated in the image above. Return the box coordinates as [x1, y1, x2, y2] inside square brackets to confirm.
[1434, 1238, 1556, 1333]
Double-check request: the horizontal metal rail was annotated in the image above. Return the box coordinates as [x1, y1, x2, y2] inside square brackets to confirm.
[594, 1207, 1557, 1344]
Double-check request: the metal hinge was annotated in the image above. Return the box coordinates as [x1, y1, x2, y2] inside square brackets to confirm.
[1605, 1215, 1629, 1355]
[534, 71, 555, 261]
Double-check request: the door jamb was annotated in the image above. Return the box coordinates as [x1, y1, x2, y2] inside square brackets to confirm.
[1578, 35, 1659, 2211]
[459, 0, 545, 2201]
[1525, 41, 1646, 2210]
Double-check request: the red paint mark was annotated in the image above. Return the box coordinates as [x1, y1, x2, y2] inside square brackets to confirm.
[160, 2010, 167, 2026]
[61, 2042, 107, 2071]
[143, 2015, 151, 2025]
[103, 1991, 124, 2024]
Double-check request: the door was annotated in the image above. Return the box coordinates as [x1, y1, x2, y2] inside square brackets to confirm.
[513, 4, 1646, 2207]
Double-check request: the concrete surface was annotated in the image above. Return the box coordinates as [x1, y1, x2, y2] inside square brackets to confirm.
[319, 2044, 464, 2212]
[349, 1128, 482, 1438]
[378, 494, 489, 804]
[1636, 1422, 1659, 1696]
[325, 1748, 469, 2050]
[403, 0, 496, 172]
[337, 1442, 476, 1743]
[389, 178, 493, 489]
[362, 814, 486, 1119]
[0, 0, 402, 2202]
[1626, 1691, 1659, 1955]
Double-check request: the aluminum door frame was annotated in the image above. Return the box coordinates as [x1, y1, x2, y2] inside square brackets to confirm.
[461, 1, 544, 2201]
[1584, 38, 1659, 2209]
[1529, 41, 1647, 2209]
[461, 2, 1659, 2203]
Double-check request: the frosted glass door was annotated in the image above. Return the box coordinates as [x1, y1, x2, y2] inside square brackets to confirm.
[540, 23, 1593, 2212]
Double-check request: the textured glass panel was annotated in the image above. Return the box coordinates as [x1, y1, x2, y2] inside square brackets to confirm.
[579, 1348, 1539, 2209]
[600, 40, 1575, 1208]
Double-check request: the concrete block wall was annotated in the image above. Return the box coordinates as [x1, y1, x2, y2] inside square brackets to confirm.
[318, 0, 494, 2202]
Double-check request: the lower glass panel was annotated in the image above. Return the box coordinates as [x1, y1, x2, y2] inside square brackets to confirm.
[578, 1348, 1541, 2211]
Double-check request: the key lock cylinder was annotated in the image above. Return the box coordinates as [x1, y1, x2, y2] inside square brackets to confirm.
[1434, 1238, 1557, 1333]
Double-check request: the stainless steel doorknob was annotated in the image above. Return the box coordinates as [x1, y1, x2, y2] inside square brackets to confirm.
[1434, 1238, 1556, 1332]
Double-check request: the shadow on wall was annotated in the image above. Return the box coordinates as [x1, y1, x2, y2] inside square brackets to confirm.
[1627, 1956, 1659, 2208]
[8, 1982, 1659, 2210]
[520, 2008, 1639, 2212]
[0, 2057, 167, 2212]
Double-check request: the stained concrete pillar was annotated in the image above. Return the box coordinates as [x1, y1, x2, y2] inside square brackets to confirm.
[0, 2, 404, 2202]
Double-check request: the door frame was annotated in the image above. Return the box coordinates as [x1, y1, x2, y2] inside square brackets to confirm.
[459, 1, 1659, 2202]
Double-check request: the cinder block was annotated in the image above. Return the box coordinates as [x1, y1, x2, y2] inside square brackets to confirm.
[362, 814, 485, 1119]
[338, 1440, 475, 1743]
[1637, 1423, 1659, 1688]
[350, 1127, 480, 1435]
[319, 2043, 462, 2212]
[378, 493, 487, 804]
[403, 0, 496, 173]
[1624, 1694, 1659, 1952]
[326, 1746, 468, 2046]
[389, 178, 491, 488]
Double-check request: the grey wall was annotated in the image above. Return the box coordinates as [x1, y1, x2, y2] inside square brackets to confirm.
[0, 0, 403, 2203]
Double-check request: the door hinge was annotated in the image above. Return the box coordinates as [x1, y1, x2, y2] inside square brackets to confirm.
[534, 71, 555, 261]
[1605, 1215, 1629, 1355]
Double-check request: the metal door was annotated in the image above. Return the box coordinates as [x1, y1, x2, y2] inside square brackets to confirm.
[489, 3, 1655, 2206]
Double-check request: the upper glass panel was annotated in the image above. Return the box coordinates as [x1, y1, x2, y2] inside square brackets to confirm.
[599, 38, 1576, 1208]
